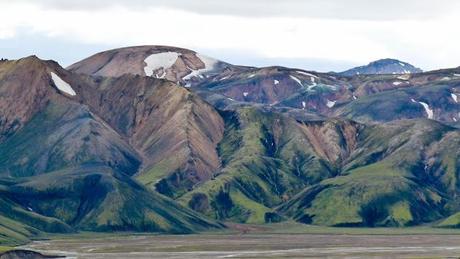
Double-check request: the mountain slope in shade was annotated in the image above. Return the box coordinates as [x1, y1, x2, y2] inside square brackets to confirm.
[340, 58, 423, 76]
[3, 165, 221, 233]
[0, 101, 141, 178]
[67, 45, 230, 87]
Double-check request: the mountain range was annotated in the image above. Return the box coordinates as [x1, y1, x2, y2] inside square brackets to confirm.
[1, 46, 460, 245]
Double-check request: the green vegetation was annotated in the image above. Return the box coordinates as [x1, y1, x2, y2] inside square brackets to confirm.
[0, 246, 13, 253]
[179, 108, 340, 223]
[277, 119, 458, 227]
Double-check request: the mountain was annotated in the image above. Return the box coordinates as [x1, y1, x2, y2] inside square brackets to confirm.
[64, 45, 460, 228]
[340, 59, 423, 76]
[4, 45, 460, 246]
[0, 56, 223, 244]
[68, 45, 231, 87]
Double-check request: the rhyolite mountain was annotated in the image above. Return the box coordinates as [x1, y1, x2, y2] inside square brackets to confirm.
[68, 45, 231, 87]
[2, 45, 460, 245]
[0, 56, 223, 245]
[340, 58, 423, 76]
[65, 45, 460, 227]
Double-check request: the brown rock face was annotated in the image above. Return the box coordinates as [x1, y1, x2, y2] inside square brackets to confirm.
[0, 56, 77, 141]
[78, 75, 225, 196]
[300, 119, 361, 165]
[0, 57, 51, 140]
[67, 45, 229, 86]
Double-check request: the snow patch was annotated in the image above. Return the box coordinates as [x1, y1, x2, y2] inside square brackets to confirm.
[393, 81, 403, 86]
[399, 62, 406, 67]
[419, 101, 433, 119]
[452, 93, 458, 103]
[454, 117, 457, 122]
[144, 52, 180, 78]
[454, 74, 460, 77]
[326, 99, 336, 108]
[243, 92, 249, 97]
[353, 95, 357, 100]
[441, 77, 451, 81]
[289, 75, 303, 87]
[248, 74, 256, 78]
[302, 101, 306, 109]
[182, 53, 218, 80]
[274, 80, 280, 85]
[412, 99, 433, 119]
[51, 72, 76, 96]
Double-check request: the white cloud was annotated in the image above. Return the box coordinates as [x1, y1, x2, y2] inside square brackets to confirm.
[10, 0, 460, 20]
[0, 1, 459, 71]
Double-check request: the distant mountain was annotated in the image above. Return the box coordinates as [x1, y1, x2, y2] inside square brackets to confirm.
[339, 58, 423, 76]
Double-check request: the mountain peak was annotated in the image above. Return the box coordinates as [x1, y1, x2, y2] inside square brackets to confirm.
[67, 45, 229, 87]
[340, 58, 423, 76]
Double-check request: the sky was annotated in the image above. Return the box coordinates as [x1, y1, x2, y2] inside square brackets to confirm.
[0, 0, 459, 72]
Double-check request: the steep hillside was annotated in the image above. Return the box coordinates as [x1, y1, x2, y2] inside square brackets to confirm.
[178, 108, 361, 223]
[278, 119, 459, 227]
[74, 74, 225, 198]
[0, 56, 77, 141]
[0, 101, 141, 178]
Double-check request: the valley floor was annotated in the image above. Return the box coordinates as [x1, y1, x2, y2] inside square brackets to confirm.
[18, 223, 460, 258]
